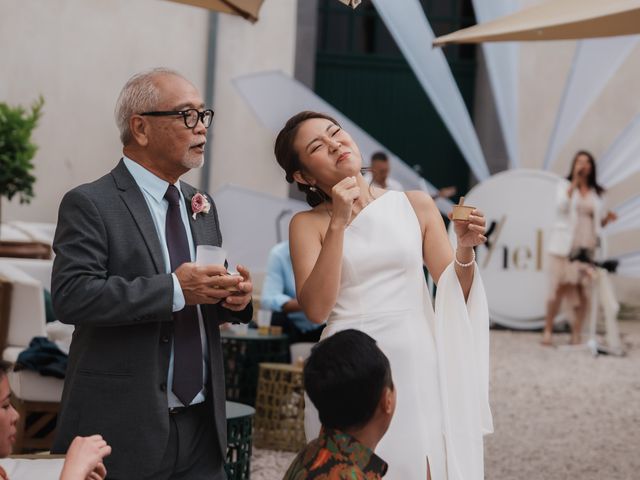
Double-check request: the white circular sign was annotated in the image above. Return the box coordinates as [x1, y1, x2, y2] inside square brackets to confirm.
[450, 169, 562, 329]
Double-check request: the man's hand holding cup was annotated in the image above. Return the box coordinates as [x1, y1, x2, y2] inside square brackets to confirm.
[175, 245, 252, 310]
[222, 264, 253, 312]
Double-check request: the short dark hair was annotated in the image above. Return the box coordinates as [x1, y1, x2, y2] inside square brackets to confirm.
[304, 329, 393, 431]
[371, 151, 388, 162]
[0, 360, 12, 380]
[274, 111, 340, 207]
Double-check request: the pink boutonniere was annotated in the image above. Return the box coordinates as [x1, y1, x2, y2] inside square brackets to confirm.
[191, 192, 211, 220]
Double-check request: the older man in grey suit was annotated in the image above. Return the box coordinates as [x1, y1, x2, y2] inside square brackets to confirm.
[50, 68, 253, 480]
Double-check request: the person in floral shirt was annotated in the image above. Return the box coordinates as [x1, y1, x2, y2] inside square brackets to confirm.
[284, 329, 396, 479]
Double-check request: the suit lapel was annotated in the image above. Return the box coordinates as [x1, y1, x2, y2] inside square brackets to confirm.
[112, 160, 166, 274]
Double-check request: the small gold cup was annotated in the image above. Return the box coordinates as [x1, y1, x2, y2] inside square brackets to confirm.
[451, 196, 474, 221]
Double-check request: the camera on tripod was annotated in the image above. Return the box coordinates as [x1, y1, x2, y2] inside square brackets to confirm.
[569, 248, 619, 273]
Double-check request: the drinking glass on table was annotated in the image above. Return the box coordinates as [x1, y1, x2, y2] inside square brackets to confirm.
[256, 309, 271, 336]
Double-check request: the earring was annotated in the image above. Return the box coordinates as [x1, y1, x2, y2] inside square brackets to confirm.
[309, 186, 317, 192]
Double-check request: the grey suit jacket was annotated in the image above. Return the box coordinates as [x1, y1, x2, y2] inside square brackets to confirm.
[51, 160, 251, 478]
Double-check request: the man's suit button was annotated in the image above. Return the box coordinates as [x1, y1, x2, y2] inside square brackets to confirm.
[160, 382, 167, 392]
[161, 336, 169, 343]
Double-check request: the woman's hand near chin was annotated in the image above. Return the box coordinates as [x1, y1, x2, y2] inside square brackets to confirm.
[330, 176, 360, 228]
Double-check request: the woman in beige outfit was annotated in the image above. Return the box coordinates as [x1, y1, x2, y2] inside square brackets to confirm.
[542, 151, 617, 346]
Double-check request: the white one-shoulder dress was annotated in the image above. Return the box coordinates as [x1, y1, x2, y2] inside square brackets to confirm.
[304, 191, 493, 480]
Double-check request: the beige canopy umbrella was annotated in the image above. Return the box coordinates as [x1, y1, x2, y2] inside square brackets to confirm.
[433, 0, 640, 46]
[166, 0, 264, 22]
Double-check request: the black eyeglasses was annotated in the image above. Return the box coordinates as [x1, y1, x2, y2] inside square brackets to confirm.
[140, 108, 214, 129]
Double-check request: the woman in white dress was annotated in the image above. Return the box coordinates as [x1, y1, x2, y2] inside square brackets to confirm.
[274, 111, 493, 480]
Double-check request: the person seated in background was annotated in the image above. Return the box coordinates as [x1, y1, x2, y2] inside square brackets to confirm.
[0, 361, 111, 480]
[283, 329, 395, 479]
[363, 151, 403, 191]
[432, 184, 457, 201]
[364, 151, 458, 200]
[261, 241, 324, 343]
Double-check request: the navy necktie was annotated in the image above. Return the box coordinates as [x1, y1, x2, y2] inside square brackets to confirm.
[164, 184, 203, 405]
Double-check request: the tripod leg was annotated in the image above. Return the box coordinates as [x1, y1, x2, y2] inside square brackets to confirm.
[598, 268, 623, 355]
[586, 275, 599, 356]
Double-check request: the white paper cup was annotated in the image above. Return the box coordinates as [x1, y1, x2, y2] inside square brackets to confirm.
[196, 245, 227, 266]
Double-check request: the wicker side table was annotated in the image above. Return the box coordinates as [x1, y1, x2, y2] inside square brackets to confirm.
[221, 330, 289, 406]
[225, 401, 255, 480]
[253, 362, 306, 452]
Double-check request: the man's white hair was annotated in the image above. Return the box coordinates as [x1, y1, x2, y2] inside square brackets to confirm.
[114, 67, 186, 145]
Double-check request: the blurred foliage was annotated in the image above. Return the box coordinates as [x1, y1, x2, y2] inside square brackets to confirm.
[0, 96, 44, 223]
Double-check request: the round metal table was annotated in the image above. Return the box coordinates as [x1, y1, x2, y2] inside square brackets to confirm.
[225, 400, 255, 480]
[221, 329, 289, 406]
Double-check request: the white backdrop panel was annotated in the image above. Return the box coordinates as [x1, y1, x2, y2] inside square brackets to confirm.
[615, 251, 640, 278]
[544, 35, 640, 170]
[472, 0, 521, 168]
[373, 0, 490, 180]
[604, 195, 640, 236]
[599, 114, 640, 188]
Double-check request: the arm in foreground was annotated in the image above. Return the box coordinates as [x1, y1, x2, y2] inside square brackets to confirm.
[406, 191, 486, 301]
[290, 212, 343, 324]
[59, 435, 111, 480]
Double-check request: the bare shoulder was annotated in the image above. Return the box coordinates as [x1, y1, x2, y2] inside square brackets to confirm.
[290, 210, 312, 228]
[404, 190, 436, 212]
[290, 209, 327, 237]
[290, 208, 323, 226]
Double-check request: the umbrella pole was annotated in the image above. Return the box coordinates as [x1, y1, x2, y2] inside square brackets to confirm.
[201, 10, 219, 193]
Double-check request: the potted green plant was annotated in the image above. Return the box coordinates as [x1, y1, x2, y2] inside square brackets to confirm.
[0, 96, 44, 228]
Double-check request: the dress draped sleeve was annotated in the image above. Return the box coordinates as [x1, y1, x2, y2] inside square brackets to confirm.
[434, 262, 493, 480]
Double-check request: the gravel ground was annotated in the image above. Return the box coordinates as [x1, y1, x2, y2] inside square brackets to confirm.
[485, 318, 640, 480]
[251, 317, 640, 480]
[251, 448, 296, 479]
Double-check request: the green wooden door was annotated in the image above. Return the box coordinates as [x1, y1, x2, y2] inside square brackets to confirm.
[315, 0, 477, 193]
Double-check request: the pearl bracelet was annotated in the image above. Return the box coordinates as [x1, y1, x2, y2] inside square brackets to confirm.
[455, 248, 475, 268]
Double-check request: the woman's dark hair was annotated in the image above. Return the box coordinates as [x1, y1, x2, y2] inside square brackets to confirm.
[274, 111, 340, 207]
[567, 150, 605, 196]
[304, 329, 393, 431]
